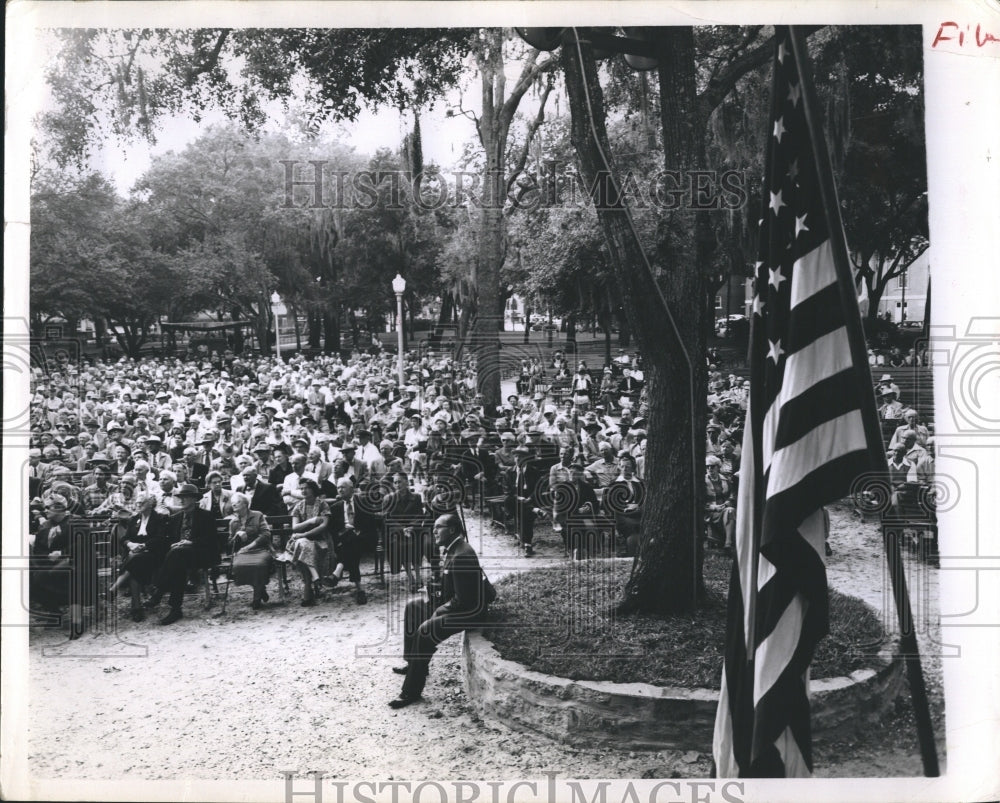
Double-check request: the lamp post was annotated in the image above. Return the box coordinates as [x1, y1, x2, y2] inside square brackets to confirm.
[270, 291, 286, 362]
[392, 273, 406, 387]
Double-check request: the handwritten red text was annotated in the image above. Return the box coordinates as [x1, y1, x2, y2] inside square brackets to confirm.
[932, 22, 1000, 49]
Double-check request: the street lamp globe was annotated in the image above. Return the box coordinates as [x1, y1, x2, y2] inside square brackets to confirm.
[392, 274, 406, 295]
[270, 291, 282, 305]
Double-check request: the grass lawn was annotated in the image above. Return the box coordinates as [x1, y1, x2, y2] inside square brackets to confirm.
[482, 552, 888, 689]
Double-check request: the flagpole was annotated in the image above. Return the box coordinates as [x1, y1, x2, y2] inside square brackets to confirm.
[788, 26, 939, 777]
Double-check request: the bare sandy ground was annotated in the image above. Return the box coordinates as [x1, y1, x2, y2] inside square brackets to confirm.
[24, 503, 943, 783]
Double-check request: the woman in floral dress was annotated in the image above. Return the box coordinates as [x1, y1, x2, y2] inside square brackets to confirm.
[288, 479, 331, 607]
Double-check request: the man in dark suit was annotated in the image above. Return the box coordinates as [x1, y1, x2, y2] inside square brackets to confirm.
[145, 483, 220, 625]
[381, 472, 428, 591]
[180, 447, 209, 489]
[323, 477, 372, 605]
[460, 433, 499, 506]
[240, 465, 287, 517]
[513, 446, 544, 557]
[388, 513, 495, 708]
[338, 443, 368, 487]
[617, 367, 644, 397]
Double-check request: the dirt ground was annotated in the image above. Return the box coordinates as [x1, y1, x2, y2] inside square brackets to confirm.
[24, 501, 944, 783]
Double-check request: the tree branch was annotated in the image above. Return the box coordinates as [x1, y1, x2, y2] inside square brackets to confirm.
[700, 25, 823, 113]
[499, 50, 558, 127]
[861, 191, 927, 261]
[504, 79, 554, 199]
[455, 93, 484, 151]
[185, 30, 231, 86]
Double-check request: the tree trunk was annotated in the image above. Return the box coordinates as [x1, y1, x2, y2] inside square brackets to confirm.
[617, 307, 631, 348]
[349, 310, 359, 351]
[469, 34, 552, 411]
[457, 303, 473, 344]
[259, 309, 272, 357]
[475, 175, 503, 409]
[561, 28, 706, 615]
[292, 307, 303, 351]
[308, 312, 321, 349]
[523, 305, 531, 344]
[94, 316, 108, 347]
[438, 291, 453, 326]
[323, 309, 340, 353]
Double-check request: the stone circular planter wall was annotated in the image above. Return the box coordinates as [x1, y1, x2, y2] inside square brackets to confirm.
[463, 630, 902, 752]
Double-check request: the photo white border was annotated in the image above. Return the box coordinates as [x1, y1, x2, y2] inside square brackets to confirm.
[4, 2, 999, 801]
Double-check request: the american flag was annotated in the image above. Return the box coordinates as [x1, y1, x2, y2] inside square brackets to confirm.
[712, 27, 884, 777]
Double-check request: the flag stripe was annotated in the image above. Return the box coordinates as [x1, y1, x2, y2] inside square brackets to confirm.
[735, 406, 759, 642]
[789, 240, 838, 308]
[761, 327, 855, 469]
[762, 450, 873, 539]
[713, 675, 738, 777]
[753, 668, 816, 771]
[766, 411, 868, 498]
[754, 594, 804, 703]
[754, 529, 827, 645]
[773, 368, 868, 452]
[776, 724, 811, 778]
[784, 282, 848, 353]
[774, 326, 853, 405]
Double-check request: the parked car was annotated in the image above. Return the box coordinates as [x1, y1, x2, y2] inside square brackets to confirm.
[715, 314, 747, 336]
[895, 320, 926, 350]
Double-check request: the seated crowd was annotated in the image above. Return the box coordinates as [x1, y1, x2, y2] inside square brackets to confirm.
[26, 344, 934, 637]
[26, 346, 657, 633]
[698, 366, 937, 556]
[875, 373, 935, 521]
